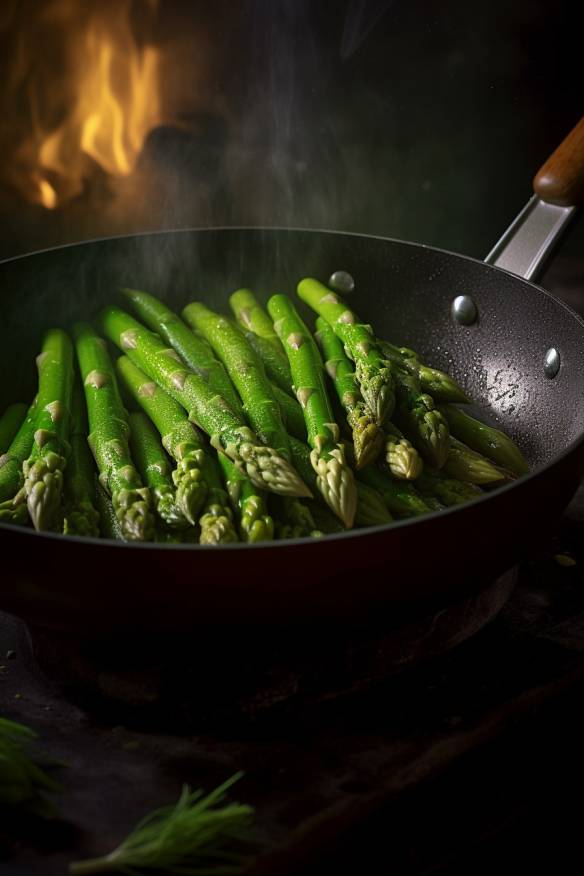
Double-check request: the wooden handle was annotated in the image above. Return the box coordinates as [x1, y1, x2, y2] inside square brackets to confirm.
[533, 116, 584, 206]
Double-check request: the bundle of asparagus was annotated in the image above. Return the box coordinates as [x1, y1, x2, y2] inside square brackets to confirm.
[0, 277, 528, 543]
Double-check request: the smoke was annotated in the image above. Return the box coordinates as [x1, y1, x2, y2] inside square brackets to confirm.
[341, 0, 395, 59]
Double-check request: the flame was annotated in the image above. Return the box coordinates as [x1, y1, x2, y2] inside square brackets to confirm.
[38, 179, 58, 210]
[8, 1, 160, 209]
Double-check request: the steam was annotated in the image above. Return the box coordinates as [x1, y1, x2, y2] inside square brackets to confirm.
[341, 0, 395, 59]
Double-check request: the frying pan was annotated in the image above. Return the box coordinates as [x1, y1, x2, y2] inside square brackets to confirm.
[1, 119, 584, 636]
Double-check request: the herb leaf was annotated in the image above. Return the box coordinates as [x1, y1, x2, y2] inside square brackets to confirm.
[69, 772, 256, 875]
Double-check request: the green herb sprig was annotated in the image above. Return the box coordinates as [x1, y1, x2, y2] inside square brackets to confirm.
[69, 772, 256, 875]
[0, 716, 61, 817]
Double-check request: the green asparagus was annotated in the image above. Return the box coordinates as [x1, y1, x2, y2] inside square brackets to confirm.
[129, 412, 189, 528]
[16, 329, 74, 531]
[63, 382, 101, 538]
[393, 367, 451, 469]
[182, 302, 295, 459]
[355, 482, 394, 526]
[297, 278, 395, 425]
[268, 294, 357, 527]
[0, 403, 27, 454]
[217, 453, 274, 542]
[271, 383, 307, 440]
[0, 499, 29, 525]
[357, 464, 431, 518]
[378, 340, 469, 404]
[0, 399, 37, 504]
[229, 288, 293, 391]
[229, 288, 284, 350]
[314, 316, 383, 468]
[443, 436, 509, 484]
[383, 420, 424, 480]
[94, 480, 124, 540]
[415, 470, 483, 506]
[101, 306, 309, 498]
[198, 451, 239, 544]
[116, 356, 208, 524]
[240, 329, 293, 394]
[440, 404, 529, 476]
[122, 288, 245, 419]
[74, 323, 154, 542]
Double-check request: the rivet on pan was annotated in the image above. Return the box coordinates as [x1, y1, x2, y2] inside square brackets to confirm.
[329, 270, 355, 295]
[451, 294, 477, 326]
[544, 347, 560, 379]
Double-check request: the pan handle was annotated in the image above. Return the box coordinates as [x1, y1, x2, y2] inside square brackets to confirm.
[485, 116, 584, 281]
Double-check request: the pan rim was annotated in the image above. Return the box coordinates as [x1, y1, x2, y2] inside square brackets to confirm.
[1, 225, 584, 550]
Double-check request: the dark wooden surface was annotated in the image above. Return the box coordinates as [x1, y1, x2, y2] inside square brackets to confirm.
[2, 487, 584, 875]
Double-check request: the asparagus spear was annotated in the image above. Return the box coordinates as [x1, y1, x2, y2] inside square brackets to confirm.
[309, 502, 346, 534]
[74, 323, 154, 542]
[392, 367, 451, 469]
[268, 294, 357, 527]
[0, 403, 27, 454]
[229, 288, 284, 351]
[229, 289, 293, 392]
[313, 320, 421, 479]
[355, 481, 394, 527]
[383, 420, 424, 480]
[16, 329, 74, 531]
[115, 356, 207, 524]
[414, 470, 483, 506]
[122, 288, 245, 419]
[443, 436, 510, 484]
[217, 453, 274, 542]
[0, 399, 37, 504]
[128, 412, 189, 528]
[182, 302, 296, 457]
[63, 382, 100, 538]
[357, 464, 431, 518]
[240, 329, 293, 394]
[439, 404, 529, 476]
[198, 451, 239, 544]
[297, 278, 395, 425]
[101, 306, 309, 498]
[378, 340, 469, 404]
[186, 303, 325, 533]
[288, 436, 318, 494]
[0, 498, 29, 526]
[271, 383, 307, 440]
[94, 480, 124, 540]
[314, 316, 384, 469]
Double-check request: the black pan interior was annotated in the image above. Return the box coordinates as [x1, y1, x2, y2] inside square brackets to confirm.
[2, 228, 584, 472]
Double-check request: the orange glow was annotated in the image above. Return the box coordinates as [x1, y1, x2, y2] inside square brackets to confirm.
[17, 1, 160, 208]
[38, 179, 58, 210]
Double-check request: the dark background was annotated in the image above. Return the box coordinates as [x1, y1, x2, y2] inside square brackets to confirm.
[0, 0, 582, 268]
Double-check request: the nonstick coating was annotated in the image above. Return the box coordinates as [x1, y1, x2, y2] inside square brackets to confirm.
[1, 228, 584, 632]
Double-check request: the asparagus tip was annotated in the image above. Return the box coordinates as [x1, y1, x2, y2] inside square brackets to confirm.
[351, 417, 384, 470]
[199, 505, 239, 544]
[420, 411, 451, 469]
[311, 444, 357, 528]
[21, 452, 66, 532]
[154, 487, 190, 529]
[113, 487, 155, 542]
[239, 443, 313, 498]
[172, 452, 208, 525]
[385, 437, 424, 480]
[63, 504, 101, 538]
[240, 495, 274, 542]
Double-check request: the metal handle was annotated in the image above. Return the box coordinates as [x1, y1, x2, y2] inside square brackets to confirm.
[485, 116, 584, 281]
